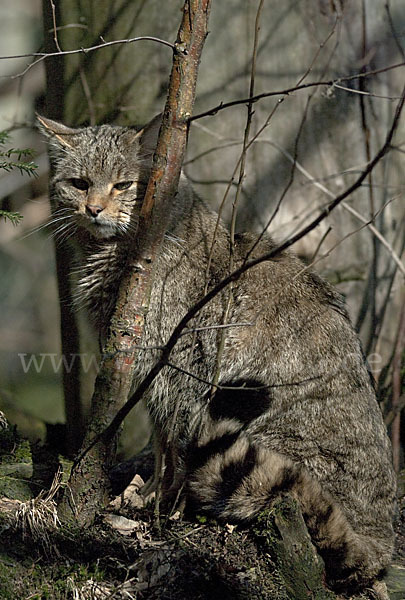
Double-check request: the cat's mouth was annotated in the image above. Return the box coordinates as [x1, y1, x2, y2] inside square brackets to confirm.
[80, 215, 121, 239]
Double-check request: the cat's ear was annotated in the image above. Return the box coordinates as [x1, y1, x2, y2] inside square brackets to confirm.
[36, 114, 80, 149]
[137, 114, 163, 155]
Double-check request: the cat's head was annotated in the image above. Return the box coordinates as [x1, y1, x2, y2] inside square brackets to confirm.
[38, 115, 161, 240]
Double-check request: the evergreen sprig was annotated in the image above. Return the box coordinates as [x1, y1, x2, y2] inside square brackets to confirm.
[0, 209, 23, 225]
[0, 130, 39, 225]
[0, 159, 38, 176]
[0, 131, 37, 176]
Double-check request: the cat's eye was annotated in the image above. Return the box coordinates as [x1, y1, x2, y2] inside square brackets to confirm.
[71, 178, 89, 191]
[114, 181, 133, 191]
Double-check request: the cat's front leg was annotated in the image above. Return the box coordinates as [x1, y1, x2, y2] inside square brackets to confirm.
[140, 428, 165, 498]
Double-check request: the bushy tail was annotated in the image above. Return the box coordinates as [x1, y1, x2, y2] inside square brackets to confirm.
[186, 425, 392, 592]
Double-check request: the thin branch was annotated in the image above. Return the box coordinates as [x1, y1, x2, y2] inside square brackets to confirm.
[249, 98, 310, 257]
[180, 321, 252, 336]
[1, 36, 175, 59]
[358, 0, 379, 355]
[166, 361, 324, 391]
[296, 17, 340, 87]
[2, 36, 174, 79]
[189, 62, 405, 122]
[333, 82, 402, 100]
[310, 226, 333, 262]
[305, 196, 400, 277]
[385, 395, 405, 427]
[185, 127, 405, 277]
[255, 138, 405, 276]
[48, 24, 88, 33]
[385, 1, 405, 61]
[79, 68, 96, 126]
[373, 222, 405, 382]
[244, 13, 344, 262]
[49, 0, 62, 53]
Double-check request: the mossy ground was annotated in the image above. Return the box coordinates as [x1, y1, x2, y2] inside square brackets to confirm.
[0, 550, 105, 600]
[0, 501, 392, 600]
[0, 507, 291, 600]
[0, 422, 403, 599]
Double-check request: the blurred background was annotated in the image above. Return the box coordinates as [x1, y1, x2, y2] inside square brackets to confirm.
[0, 0, 404, 466]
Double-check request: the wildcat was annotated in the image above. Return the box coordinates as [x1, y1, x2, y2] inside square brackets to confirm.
[38, 114, 396, 594]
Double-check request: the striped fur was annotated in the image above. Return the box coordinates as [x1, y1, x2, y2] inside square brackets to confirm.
[186, 419, 392, 591]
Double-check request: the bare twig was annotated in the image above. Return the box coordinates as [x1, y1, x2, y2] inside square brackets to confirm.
[180, 321, 252, 336]
[310, 226, 333, 262]
[332, 82, 402, 99]
[79, 67, 96, 126]
[231, 0, 264, 242]
[1, 36, 175, 60]
[385, 395, 405, 427]
[2, 36, 174, 79]
[255, 138, 405, 277]
[49, 0, 62, 53]
[243, 13, 343, 262]
[304, 197, 400, 277]
[294, 17, 339, 87]
[357, 0, 379, 355]
[189, 62, 405, 122]
[385, 1, 405, 61]
[251, 97, 310, 253]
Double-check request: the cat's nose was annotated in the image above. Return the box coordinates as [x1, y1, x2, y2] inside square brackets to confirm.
[86, 204, 104, 217]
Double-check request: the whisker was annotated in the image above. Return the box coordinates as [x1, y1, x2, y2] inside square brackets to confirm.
[46, 217, 73, 234]
[49, 215, 73, 226]
[51, 207, 72, 214]
[19, 216, 70, 241]
[49, 220, 77, 241]
[19, 206, 76, 241]
[54, 223, 78, 245]
[51, 222, 71, 235]
[126, 221, 138, 232]
[19, 223, 50, 241]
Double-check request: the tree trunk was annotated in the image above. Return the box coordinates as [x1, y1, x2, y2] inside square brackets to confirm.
[58, 0, 212, 527]
[42, 1, 83, 456]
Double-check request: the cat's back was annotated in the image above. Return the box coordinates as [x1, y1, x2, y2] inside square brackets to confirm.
[210, 232, 395, 531]
[224, 231, 356, 373]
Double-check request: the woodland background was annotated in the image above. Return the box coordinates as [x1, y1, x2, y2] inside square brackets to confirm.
[0, 0, 404, 469]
